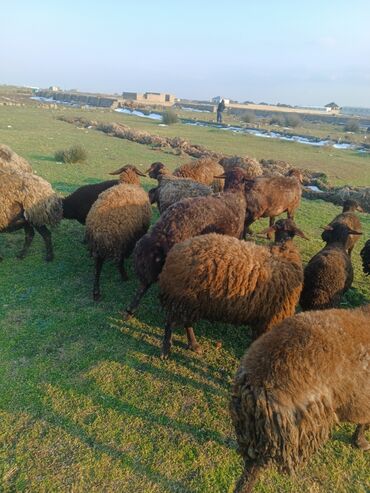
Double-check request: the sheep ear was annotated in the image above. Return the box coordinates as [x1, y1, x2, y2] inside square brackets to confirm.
[321, 225, 333, 231]
[110, 166, 127, 175]
[294, 228, 309, 240]
[134, 167, 147, 177]
[214, 174, 226, 179]
[348, 229, 362, 235]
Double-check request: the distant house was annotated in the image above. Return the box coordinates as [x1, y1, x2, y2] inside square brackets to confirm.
[49, 86, 61, 92]
[325, 102, 340, 111]
[212, 96, 230, 105]
[122, 91, 176, 103]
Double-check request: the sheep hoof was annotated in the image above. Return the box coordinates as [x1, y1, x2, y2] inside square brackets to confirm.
[187, 343, 203, 354]
[121, 310, 133, 321]
[160, 352, 170, 360]
[93, 292, 101, 302]
[353, 437, 370, 451]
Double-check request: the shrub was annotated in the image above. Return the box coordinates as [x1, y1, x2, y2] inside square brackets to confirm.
[162, 110, 179, 125]
[270, 116, 284, 126]
[241, 111, 255, 124]
[55, 145, 87, 164]
[344, 121, 360, 133]
[284, 114, 302, 128]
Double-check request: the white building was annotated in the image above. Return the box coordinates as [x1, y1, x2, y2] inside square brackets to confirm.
[211, 96, 230, 105]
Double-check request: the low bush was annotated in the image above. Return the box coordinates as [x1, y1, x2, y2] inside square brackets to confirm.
[55, 145, 87, 163]
[344, 121, 360, 133]
[241, 111, 255, 124]
[162, 110, 179, 125]
[270, 114, 302, 128]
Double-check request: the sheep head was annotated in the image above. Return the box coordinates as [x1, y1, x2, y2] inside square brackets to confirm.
[286, 168, 304, 184]
[110, 165, 146, 185]
[214, 167, 254, 192]
[342, 199, 364, 213]
[145, 162, 171, 180]
[260, 218, 308, 243]
[321, 222, 362, 245]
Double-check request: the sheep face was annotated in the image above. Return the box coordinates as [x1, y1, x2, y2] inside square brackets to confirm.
[146, 162, 168, 179]
[342, 199, 363, 212]
[286, 168, 304, 183]
[322, 222, 362, 245]
[261, 218, 308, 243]
[215, 167, 253, 193]
[110, 165, 146, 185]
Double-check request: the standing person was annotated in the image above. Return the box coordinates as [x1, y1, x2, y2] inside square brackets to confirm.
[216, 99, 226, 124]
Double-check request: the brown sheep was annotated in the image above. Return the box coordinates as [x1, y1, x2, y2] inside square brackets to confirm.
[321, 199, 363, 256]
[219, 155, 263, 179]
[85, 166, 151, 300]
[0, 144, 33, 173]
[0, 169, 62, 261]
[230, 305, 370, 493]
[360, 240, 370, 275]
[300, 222, 361, 311]
[243, 168, 303, 236]
[158, 219, 306, 358]
[123, 168, 248, 319]
[146, 157, 224, 192]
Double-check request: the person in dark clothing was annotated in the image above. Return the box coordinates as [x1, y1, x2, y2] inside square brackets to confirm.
[216, 99, 226, 123]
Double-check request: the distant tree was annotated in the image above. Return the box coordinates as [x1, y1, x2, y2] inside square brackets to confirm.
[344, 121, 360, 132]
[162, 110, 179, 125]
[241, 111, 255, 124]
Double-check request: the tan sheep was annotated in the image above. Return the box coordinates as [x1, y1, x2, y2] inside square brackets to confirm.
[85, 165, 151, 300]
[230, 305, 370, 492]
[0, 169, 62, 261]
[0, 144, 33, 173]
[219, 155, 263, 179]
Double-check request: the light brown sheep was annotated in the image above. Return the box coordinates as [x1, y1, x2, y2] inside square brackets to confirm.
[219, 155, 263, 179]
[158, 219, 306, 358]
[0, 169, 62, 261]
[0, 144, 32, 173]
[230, 305, 370, 493]
[85, 165, 151, 300]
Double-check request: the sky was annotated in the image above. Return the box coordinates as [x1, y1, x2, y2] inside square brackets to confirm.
[1, 0, 370, 107]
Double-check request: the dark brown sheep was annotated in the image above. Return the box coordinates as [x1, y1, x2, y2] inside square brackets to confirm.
[321, 199, 363, 256]
[360, 240, 370, 275]
[62, 165, 146, 224]
[243, 169, 303, 235]
[230, 305, 370, 493]
[123, 168, 248, 319]
[158, 219, 306, 358]
[300, 222, 362, 311]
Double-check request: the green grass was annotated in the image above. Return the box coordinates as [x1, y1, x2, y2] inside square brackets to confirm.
[0, 104, 369, 492]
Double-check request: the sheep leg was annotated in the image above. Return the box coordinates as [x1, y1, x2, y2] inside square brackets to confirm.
[243, 217, 254, 238]
[17, 223, 35, 259]
[123, 283, 150, 320]
[34, 225, 53, 261]
[185, 327, 202, 354]
[93, 256, 104, 301]
[118, 253, 129, 281]
[352, 424, 370, 451]
[234, 463, 260, 493]
[161, 320, 175, 359]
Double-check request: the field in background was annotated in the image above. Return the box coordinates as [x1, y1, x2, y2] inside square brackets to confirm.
[0, 104, 369, 492]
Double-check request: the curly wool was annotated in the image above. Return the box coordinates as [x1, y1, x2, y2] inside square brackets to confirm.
[85, 184, 151, 261]
[159, 233, 303, 336]
[152, 176, 212, 213]
[360, 240, 370, 275]
[173, 157, 224, 192]
[0, 144, 32, 173]
[219, 155, 263, 179]
[0, 170, 62, 230]
[230, 305, 370, 476]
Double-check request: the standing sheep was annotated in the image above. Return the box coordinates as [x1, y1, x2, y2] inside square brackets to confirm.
[123, 168, 249, 319]
[85, 166, 151, 300]
[321, 199, 363, 256]
[230, 305, 370, 493]
[219, 155, 263, 179]
[0, 144, 33, 173]
[300, 222, 361, 311]
[243, 169, 303, 235]
[0, 169, 62, 261]
[158, 219, 306, 358]
[360, 240, 370, 275]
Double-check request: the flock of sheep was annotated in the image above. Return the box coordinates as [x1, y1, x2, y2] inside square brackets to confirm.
[0, 143, 369, 492]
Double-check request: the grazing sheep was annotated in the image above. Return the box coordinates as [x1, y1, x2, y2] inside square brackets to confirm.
[243, 169, 303, 235]
[230, 305, 370, 493]
[85, 166, 151, 300]
[123, 168, 248, 319]
[321, 199, 363, 256]
[0, 169, 62, 261]
[158, 219, 306, 358]
[300, 222, 361, 311]
[62, 164, 145, 224]
[146, 157, 224, 192]
[219, 155, 263, 179]
[0, 144, 32, 173]
[360, 240, 370, 275]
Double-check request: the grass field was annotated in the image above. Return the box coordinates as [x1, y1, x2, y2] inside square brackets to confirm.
[0, 104, 369, 492]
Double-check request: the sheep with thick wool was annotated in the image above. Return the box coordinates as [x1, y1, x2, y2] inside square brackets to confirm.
[0, 169, 62, 261]
[300, 222, 361, 311]
[230, 305, 370, 493]
[158, 219, 306, 358]
[321, 199, 363, 256]
[85, 165, 151, 300]
[146, 157, 224, 192]
[123, 168, 249, 319]
[0, 144, 32, 173]
[219, 155, 263, 179]
[360, 240, 370, 275]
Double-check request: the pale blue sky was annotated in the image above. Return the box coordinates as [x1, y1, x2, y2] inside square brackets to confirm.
[1, 0, 370, 106]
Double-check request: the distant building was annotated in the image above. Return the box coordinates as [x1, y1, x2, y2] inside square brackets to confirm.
[325, 102, 340, 111]
[49, 86, 61, 92]
[122, 91, 176, 103]
[212, 96, 230, 105]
